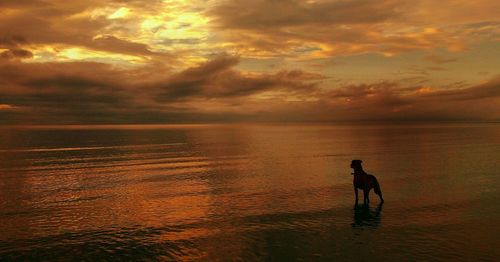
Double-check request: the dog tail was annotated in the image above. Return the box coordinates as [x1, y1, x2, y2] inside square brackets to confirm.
[373, 177, 382, 196]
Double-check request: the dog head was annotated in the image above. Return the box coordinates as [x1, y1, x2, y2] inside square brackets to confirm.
[350, 159, 363, 169]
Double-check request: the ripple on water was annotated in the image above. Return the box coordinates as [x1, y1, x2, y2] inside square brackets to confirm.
[0, 124, 499, 260]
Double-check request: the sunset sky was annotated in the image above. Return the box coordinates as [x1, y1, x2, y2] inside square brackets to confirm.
[0, 0, 499, 124]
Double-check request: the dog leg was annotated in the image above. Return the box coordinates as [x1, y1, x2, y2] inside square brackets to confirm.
[373, 179, 384, 203]
[378, 191, 384, 203]
[354, 187, 359, 204]
[363, 189, 369, 206]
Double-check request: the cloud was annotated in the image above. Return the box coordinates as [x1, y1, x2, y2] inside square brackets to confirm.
[0, 1, 497, 124]
[303, 77, 500, 121]
[209, 0, 500, 57]
[88, 35, 155, 56]
[329, 78, 500, 104]
[0, 1, 168, 60]
[0, 35, 28, 46]
[0, 60, 136, 123]
[0, 0, 43, 8]
[153, 54, 320, 101]
[0, 54, 498, 124]
[0, 55, 321, 124]
[0, 104, 19, 110]
[416, 77, 500, 101]
[211, 0, 399, 29]
[424, 55, 458, 64]
[226, 77, 500, 122]
[1, 0, 498, 61]
[0, 35, 33, 60]
[0, 49, 33, 60]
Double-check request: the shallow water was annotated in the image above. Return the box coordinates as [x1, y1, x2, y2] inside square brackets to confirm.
[0, 123, 499, 261]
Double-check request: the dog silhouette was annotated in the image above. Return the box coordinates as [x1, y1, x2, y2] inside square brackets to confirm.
[351, 160, 384, 205]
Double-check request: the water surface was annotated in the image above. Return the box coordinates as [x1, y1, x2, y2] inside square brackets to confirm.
[0, 123, 499, 261]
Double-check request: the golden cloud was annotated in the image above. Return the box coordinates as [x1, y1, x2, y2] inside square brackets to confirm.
[0, 0, 498, 123]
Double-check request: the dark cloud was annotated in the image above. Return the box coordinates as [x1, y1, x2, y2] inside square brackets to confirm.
[305, 77, 500, 121]
[0, 0, 43, 8]
[90, 35, 155, 56]
[0, 35, 33, 60]
[154, 54, 320, 101]
[2, 54, 498, 124]
[417, 77, 500, 101]
[211, 0, 399, 29]
[0, 60, 135, 124]
[0, 55, 321, 124]
[329, 77, 500, 104]
[424, 55, 458, 64]
[0, 35, 28, 46]
[1, 49, 33, 60]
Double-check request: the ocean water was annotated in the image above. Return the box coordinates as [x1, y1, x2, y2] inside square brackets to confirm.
[0, 123, 498, 261]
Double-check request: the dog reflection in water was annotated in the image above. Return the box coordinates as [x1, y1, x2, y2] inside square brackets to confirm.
[352, 202, 383, 228]
[351, 160, 384, 205]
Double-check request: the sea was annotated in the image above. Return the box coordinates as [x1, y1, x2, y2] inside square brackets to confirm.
[0, 123, 498, 261]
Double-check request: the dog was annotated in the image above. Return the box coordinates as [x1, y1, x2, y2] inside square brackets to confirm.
[351, 160, 384, 205]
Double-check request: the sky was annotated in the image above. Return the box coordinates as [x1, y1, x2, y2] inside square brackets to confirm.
[0, 0, 499, 124]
